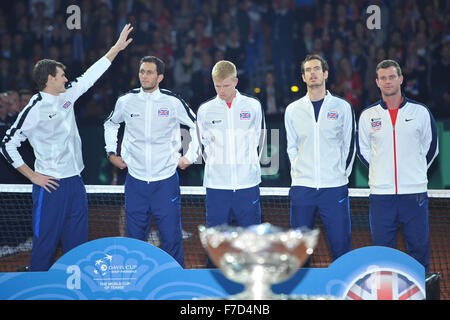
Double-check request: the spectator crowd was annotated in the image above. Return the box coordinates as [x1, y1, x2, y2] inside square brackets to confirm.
[0, 0, 449, 183]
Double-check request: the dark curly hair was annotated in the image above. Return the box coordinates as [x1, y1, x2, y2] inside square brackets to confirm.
[301, 54, 329, 75]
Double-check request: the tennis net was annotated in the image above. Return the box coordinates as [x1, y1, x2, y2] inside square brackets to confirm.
[0, 184, 448, 298]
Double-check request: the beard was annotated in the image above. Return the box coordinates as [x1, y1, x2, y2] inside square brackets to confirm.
[382, 86, 400, 96]
[141, 82, 157, 91]
[307, 79, 324, 89]
[307, 83, 322, 89]
[142, 84, 156, 91]
[140, 78, 157, 91]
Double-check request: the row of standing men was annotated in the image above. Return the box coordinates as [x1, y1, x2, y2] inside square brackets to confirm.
[0, 25, 438, 272]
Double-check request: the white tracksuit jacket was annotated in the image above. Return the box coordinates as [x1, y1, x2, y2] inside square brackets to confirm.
[285, 90, 356, 188]
[1, 56, 111, 178]
[357, 97, 439, 194]
[196, 90, 265, 190]
[104, 87, 199, 182]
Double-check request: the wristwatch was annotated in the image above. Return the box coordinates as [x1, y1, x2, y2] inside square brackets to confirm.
[107, 151, 116, 159]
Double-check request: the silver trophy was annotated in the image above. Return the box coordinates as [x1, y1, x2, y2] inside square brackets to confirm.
[198, 223, 334, 300]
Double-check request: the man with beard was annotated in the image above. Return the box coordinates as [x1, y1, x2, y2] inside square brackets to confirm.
[284, 54, 356, 262]
[103, 56, 199, 267]
[357, 59, 438, 272]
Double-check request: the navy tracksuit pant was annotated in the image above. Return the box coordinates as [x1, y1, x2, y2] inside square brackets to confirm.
[369, 193, 430, 272]
[125, 172, 184, 267]
[205, 185, 262, 228]
[205, 185, 261, 267]
[30, 175, 88, 271]
[289, 185, 352, 261]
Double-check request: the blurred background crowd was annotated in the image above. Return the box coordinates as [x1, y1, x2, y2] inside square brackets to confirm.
[0, 0, 449, 185]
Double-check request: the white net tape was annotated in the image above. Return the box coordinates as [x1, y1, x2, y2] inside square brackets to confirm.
[1, 184, 449, 198]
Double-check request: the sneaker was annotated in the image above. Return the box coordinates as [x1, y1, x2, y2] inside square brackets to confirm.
[16, 266, 30, 272]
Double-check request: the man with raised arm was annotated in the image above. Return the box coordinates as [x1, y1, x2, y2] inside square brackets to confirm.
[0, 24, 133, 271]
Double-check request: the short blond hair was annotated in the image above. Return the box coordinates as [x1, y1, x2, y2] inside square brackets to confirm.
[211, 60, 237, 81]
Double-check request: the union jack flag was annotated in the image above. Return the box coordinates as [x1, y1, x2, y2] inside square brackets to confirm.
[240, 111, 251, 120]
[158, 108, 169, 117]
[327, 111, 339, 120]
[62, 101, 72, 109]
[371, 120, 382, 130]
[345, 270, 425, 300]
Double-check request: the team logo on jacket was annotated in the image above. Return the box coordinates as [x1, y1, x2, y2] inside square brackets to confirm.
[62, 101, 72, 109]
[371, 118, 382, 130]
[327, 111, 339, 120]
[240, 111, 251, 120]
[158, 107, 169, 117]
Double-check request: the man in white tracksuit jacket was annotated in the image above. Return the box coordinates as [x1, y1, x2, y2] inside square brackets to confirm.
[0, 25, 133, 271]
[357, 59, 438, 272]
[285, 54, 356, 261]
[196, 61, 265, 267]
[104, 56, 199, 267]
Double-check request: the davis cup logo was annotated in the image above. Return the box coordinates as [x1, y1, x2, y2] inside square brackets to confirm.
[90, 252, 139, 290]
[344, 268, 425, 300]
[93, 254, 112, 276]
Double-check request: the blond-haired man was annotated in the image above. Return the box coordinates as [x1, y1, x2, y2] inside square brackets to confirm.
[197, 61, 265, 266]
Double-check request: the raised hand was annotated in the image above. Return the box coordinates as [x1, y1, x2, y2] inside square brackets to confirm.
[105, 23, 133, 62]
[114, 23, 133, 51]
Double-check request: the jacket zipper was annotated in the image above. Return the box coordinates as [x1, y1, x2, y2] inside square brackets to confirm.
[387, 100, 401, 195]
[227, 102, 237, 192]
[313, 100, 323, 190]
[392, 125, 398, 194]
[146, 97, 151, 183]
[314, 122, 320, 190]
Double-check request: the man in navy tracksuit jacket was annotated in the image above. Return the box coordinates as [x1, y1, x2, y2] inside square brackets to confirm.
[357, 60, 439, 272]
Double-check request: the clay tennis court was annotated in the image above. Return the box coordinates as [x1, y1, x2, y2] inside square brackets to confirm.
[0, 191, 448, 299]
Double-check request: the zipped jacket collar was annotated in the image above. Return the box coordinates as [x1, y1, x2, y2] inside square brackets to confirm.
[379, 94, 408, 110]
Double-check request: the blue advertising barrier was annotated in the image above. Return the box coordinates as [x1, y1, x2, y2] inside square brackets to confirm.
[0, 237, 425, 300]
